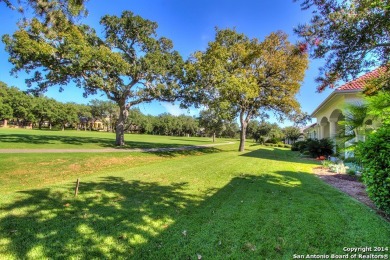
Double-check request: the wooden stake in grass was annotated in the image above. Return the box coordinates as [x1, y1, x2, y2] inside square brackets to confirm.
[75, 178, 80, 196]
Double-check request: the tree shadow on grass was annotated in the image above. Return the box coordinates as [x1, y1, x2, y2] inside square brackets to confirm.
[0, 177, 199, 259]
[2, 171, 388, 259]
[0, 133, 213, 149]
[0, 133, 115, 147]
[132, 172, 390, 259]
[147, 147, 222, 158]
[169, 138, 212, 143]
[1, 173, 304, 259]
[240, 147, 319, 165]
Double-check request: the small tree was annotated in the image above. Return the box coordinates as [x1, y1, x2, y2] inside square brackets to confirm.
[0, 82, 14, 126]
[76, 104, 92, 131]
[179, 115, 199, 137]
[246, 120, 260, 140]
[267, 124, 284, 144]
[126, 108, 145, 134]
[31, 96, 58, 129]
[140, 115, 156, 134]
[283, 126, 302, 144]
[253, 121, 273, 144]
[54, 102, 79, 131]
[0, 103, 13, 126]
[198, 109, 225, 142]
[221, 121, 239, 139]
[1, 85, 35, 127]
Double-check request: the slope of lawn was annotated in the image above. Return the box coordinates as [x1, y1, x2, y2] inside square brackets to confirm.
[0, 141, 389, 259]
[0, 147, 220, 193]
[0, 128, 224, 149]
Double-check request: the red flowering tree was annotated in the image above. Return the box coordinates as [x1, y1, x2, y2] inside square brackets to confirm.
[295, 0, 390, 92]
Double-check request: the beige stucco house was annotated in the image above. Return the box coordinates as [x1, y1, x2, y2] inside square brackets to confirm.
[304, 69, 382, 153]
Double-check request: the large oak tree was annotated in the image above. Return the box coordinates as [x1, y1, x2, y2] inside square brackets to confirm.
[185, 29, 308, 151]
[3, 11, 183, 146]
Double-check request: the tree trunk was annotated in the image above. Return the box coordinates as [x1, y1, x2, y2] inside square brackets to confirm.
[238, 112, 247, 152]
[212, 132, 216, 143]
[115, 102, 127, 146]
[3, 119, 7, 127]
[239, 126, 247, 152]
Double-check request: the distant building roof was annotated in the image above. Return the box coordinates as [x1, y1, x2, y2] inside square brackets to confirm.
[335, 67, 384, 92]
[302, 123, 317, 132]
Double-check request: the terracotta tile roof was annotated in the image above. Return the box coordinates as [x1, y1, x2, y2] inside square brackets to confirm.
[336, 67, 384, 92]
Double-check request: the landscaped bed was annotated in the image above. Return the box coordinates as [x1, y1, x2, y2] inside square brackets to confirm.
[313, 166, 389, 220]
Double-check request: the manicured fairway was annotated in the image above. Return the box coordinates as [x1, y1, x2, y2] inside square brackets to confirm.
[0, 128, 222, 149]
[0, 130, 389, 259]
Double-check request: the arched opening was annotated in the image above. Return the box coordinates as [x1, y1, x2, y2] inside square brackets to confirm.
[329, 109, 343, 122]
[320, 117, 330, 139]
[365, 119, 373, 126]
[329, 109, 344, 138]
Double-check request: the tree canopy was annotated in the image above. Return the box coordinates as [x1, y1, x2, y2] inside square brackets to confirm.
[283, 126, 302, 144]
[1, 0, 88, 21]
[199, 108, 227, 142]
[3, 10, 184, 146]
[185, 29, 308, 151]
[366, 91, 390, 125]
[295, 0, 390, 92]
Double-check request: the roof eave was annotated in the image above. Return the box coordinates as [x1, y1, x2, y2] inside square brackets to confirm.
[310, 89, 362, 117]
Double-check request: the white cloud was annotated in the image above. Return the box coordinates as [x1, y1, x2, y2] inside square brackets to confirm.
[201, 34, 210, 42]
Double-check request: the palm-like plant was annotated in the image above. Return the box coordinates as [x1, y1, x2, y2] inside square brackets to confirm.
[344, 102, 368, 141]
[336, 102, 368, 156]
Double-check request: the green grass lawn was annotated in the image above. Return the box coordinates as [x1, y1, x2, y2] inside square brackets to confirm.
[0, 128, 225, 149]
[0, 130, 389, 259]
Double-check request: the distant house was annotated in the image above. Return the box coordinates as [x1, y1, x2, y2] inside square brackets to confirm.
[304, 68, 383, 155]
[302, 123, 317, 140]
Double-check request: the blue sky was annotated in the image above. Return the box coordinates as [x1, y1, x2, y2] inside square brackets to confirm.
[0, 0, 334, 125]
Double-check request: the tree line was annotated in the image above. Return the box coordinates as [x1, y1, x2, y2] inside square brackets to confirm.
[1, 81, 108, 131]
[0, 81, 304, 142]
